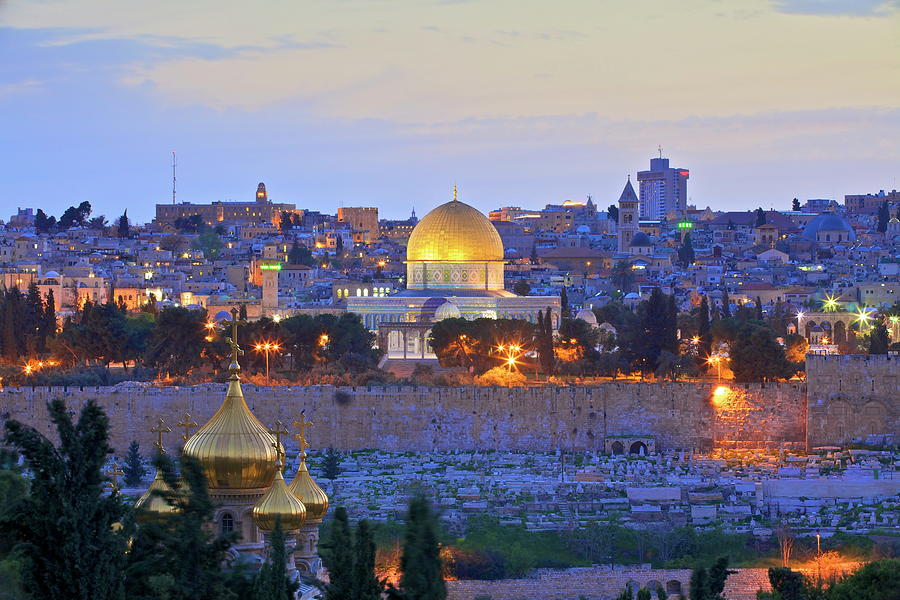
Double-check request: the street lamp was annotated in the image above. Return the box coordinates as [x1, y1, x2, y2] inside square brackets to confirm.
[253, 341, 281, 385]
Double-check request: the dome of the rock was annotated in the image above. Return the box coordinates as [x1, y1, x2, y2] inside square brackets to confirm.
[406, 199, 503, 263]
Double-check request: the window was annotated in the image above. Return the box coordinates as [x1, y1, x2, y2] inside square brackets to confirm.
[220, 513, 234, 534]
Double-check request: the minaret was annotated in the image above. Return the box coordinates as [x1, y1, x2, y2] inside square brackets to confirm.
[617, 176, 639, 253]
[288, 412, 329, 577]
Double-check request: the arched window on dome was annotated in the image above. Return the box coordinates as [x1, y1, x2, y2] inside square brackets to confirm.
[220, 512, 234, 535]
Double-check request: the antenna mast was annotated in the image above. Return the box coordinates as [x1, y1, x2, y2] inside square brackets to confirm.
[172, 151, 177, 204]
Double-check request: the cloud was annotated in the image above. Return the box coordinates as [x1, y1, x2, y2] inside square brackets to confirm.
[0, 78, 43, 98]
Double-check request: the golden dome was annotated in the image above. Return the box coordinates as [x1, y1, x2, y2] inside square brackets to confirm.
[252, 466, 306, 532]
[134, 468, 178, 519]
[182, 376, 280, 490]
[287, 457, 329, 521]
[406, 198, 504, 263]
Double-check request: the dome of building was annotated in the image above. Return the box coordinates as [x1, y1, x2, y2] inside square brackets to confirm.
[406, 198, 503, 263]
[434, 301, 461, 320]
[802, 213, 856, 242]
[288, 457, 329, 521]
[252, 463, 306, 532]
[43, 270, 60, 279]
[630, 231, 652, 247]
[575, 308, 598, 326]
[182, 375, 281, 490]
[134, 468, 178, 520]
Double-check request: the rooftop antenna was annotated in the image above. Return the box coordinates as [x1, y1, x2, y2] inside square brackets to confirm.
[172, 151, 177, 205]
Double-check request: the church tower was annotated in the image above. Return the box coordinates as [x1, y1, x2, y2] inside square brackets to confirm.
[256, 182, 268, 204]
[617, 177, 639, 252]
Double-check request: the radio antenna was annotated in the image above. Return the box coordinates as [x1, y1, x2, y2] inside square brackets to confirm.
[172, 151, 177, 204]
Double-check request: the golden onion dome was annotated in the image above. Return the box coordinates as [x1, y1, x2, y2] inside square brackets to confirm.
[406, 198, 504, 263]
[134, 468, 178, 519]
[287, 456, 329, 521]
[182, 375, 280, 490]
[252, 466, 306, 532]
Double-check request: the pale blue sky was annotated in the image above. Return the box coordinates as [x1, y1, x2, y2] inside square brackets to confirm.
[1, 0, 898, 222]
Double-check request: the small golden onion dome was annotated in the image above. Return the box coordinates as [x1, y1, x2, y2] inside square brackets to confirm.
[406, 198, 504, 263]
[182, 376, 280, 489]
[287, 456, 329, 521]
[134, 468, 178, 519]
[252, 466, 306, 532]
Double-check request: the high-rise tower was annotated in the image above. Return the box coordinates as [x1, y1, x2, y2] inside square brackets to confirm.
[636, 152, 689, 220]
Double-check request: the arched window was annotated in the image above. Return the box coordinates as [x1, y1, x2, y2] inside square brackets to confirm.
[220, 513, 234, 535]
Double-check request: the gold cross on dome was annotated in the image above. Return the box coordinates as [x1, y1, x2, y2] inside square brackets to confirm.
[225, 307, 245, 367]
[293, 411, 313, 455]
[176, 412, 198, 441]
[107, 461, 125, 493]
[269, 420, 289, 462]
[150, 417, 171, 452]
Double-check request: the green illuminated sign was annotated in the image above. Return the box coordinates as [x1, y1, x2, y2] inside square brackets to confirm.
[677, 221, 694, 229]
[260, 263, 282, 271]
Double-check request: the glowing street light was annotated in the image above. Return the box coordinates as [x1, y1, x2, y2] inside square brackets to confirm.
[822, 294, 840, 312]
[854, 307, 874, 330]
[253, 341, 281, 384]
[707, 355, 723, 382]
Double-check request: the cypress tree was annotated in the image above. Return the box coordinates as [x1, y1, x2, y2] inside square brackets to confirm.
[398, 496, 446, 600]
[868, 323, 890, 355]
[877, 200, 890, 233]
[665, 294, 678, 354]
[323, 507, 354, 600]
[707, 557, 734, 599]
[560, 287, 570, 319]
[352, 519, 382, 600]
[123, 441, 145, 487]
[720, 289, 731, 318]
[253, 517, 295, 600]
[2, 399, 128, 600]
[756, 297, 764, 321]
[689, 567, 709, 600]
[43, 288, 57, 348]
[117, 210, 130, 238]
[322, 447, 342, 481]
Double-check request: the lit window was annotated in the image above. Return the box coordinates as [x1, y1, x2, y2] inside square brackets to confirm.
[221, 513, 234, 534]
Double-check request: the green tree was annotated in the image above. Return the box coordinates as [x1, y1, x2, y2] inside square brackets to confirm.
[607, 204, 619, 222]
[287, 242, 315, 267]
[637, 589, 652, 600]
[560, 287, 570, 319]
[707, 557, 734, 599]
[123, 440, 145, 487]
[611, 261, 635, 293]
[689, 567, 709, 600]
[125, 453, 239, 600]
[58, 201, 92, 229]
[252, 517, 296, 600]
[720, 289, 731, 318]
[191, 231, 224, 260]
[791, 198, 801, 211]
[755, 207, 766, 226]
[322, 507, 354, 600]
[697, 297, 712, 364]
[876, 200, 890, 233]
[144, 307, 207, 376]
[868, 322, 890, 355]
[730, 322, 792, 382]
[512, 281, 530, 297]
[352, 519, 382, 600]
[828, 558, 900, 600]
[34, 209, 56, 234]
[397, 496, 446, 600]
[766, 567, 805, 600]
[2, 399, 128, 600]
[335, 235, 344, 256]
[322, 448, 342, 481]
[678, 233, 695, 266]
[117, 210, 130, 238]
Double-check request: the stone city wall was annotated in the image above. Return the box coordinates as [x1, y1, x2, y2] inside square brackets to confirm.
[444, 566, 772, 600]
[0, 381, 806, 455]
[806, 354, 899, 447]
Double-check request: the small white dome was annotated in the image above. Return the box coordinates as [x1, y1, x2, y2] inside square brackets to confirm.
[434, 301, 461, 321]
[43, 270, 60, 279]
[575, 308, 598, 325]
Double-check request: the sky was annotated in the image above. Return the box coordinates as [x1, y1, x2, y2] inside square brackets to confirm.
[1, 0, 898, 223]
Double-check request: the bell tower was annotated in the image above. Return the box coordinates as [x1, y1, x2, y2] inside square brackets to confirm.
[256, 182, 268, 204]
[617, 177, 639, 252]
